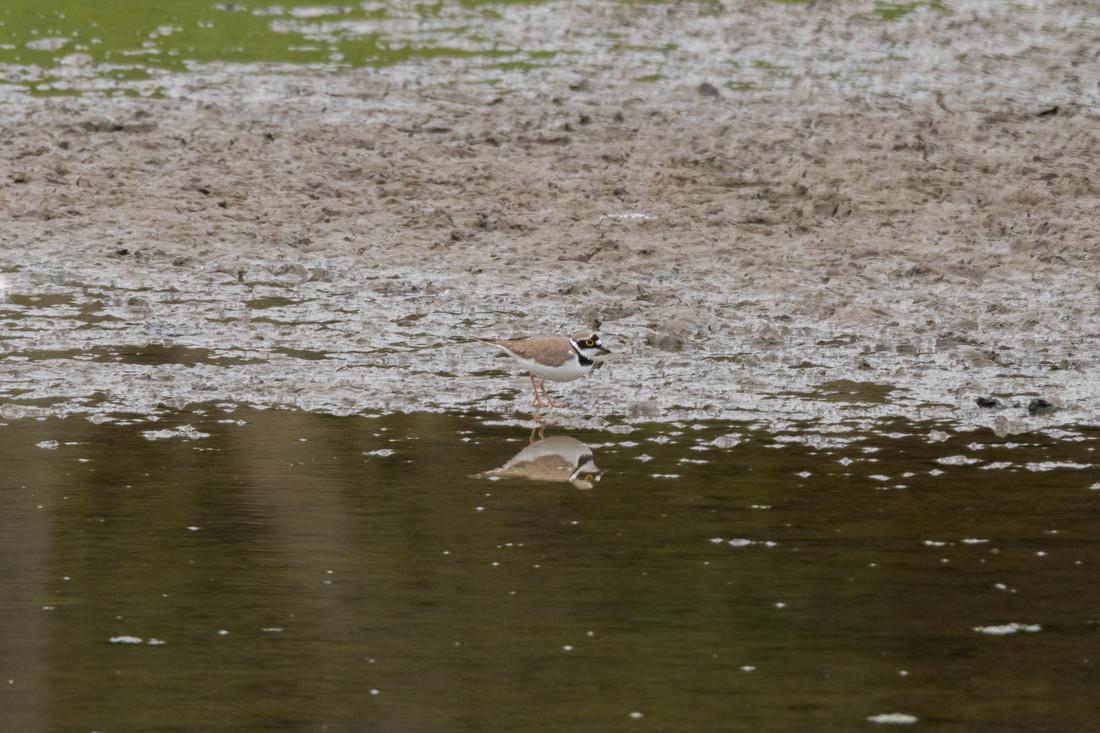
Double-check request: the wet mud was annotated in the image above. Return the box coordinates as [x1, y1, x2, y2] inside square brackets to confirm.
[2, 0, 1099, 434]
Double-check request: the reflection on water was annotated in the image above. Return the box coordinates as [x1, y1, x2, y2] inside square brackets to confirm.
[1, 407, 1099, 732]
[473, 428, 602, 489]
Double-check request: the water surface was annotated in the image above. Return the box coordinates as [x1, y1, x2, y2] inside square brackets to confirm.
[2, 407, 1098, 731]
[0, 0, 565, 96]
[0, 0, 948, 97]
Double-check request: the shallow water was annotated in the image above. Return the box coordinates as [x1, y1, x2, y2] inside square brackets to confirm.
[2, 407, 1098, 731]
[0, 0, 949, 98]
[0, 0, 570, 96]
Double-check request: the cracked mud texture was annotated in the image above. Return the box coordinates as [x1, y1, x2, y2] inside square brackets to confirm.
[2, 0, 1099, 434]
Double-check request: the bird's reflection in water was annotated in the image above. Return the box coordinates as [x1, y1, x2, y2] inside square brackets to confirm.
[473, 427, 603, 490]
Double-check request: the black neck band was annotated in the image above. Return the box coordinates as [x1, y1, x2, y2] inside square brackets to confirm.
[571, 341, 595, 367]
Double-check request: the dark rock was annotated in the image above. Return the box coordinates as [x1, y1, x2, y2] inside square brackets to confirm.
[975, 396, 1002, 408]
[697, 81, 720, 97]
[1027, 398, 1058, 415]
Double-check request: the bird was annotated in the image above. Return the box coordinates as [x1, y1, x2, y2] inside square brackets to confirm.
[475, 330, 611, 408]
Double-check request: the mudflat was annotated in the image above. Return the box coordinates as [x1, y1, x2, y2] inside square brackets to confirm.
[2, 0, 1098, 432]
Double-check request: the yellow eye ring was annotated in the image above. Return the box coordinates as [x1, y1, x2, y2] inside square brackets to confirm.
[585, 340, 594, 346]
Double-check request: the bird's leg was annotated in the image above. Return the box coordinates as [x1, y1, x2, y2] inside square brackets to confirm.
[529, 373, 549, 407]
[539, 378, 568, 408]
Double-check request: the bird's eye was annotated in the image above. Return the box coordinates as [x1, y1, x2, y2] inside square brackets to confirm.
[585, 339, 594, 347]
[584, 474, 594, 482]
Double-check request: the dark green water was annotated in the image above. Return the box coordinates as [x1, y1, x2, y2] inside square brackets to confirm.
[0, 0, 475, 68]
[2, 407, 1098, 731]
[0, 0, 931, 97]
[0, 0, 559, 96]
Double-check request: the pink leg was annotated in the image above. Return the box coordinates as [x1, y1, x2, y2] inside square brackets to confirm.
[529, 373, 549, 407]
[539, 378, 567, 408]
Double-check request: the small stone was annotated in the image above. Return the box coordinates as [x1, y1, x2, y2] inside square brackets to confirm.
[1027, 398, 1058, 415]
[629, 401, 661, 418]
[994, 416, 1028, 438]
[645, 332, 683, 353]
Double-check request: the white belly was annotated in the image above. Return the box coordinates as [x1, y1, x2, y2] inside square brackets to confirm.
[510, 354, 587, 382]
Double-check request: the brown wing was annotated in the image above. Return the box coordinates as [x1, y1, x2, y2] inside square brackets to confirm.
[485, 337, 575, 367]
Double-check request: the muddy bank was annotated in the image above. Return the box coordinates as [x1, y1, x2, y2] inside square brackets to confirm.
[2, 0, 1099, 435]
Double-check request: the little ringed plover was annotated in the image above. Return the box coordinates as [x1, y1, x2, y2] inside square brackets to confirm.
[476, 331, 611, 408]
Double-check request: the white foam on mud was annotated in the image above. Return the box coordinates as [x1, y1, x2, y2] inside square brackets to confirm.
[936, 455, 981, 466]
[974, 623, 1041, 636]
[867, 713, 918, 725]
[1025, 461, 1092, 472]
[142, 425, 211, 441]
[109, 635, 144, 644]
